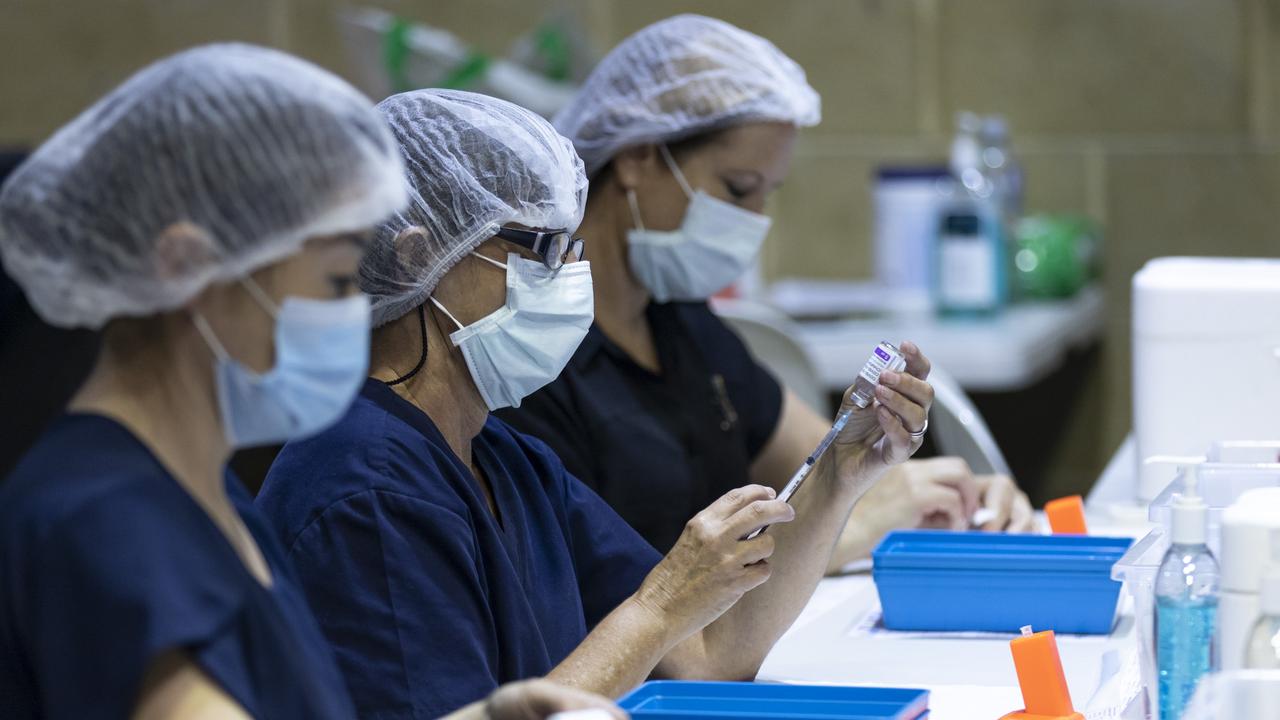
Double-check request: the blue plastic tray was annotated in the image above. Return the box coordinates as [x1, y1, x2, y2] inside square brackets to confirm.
[619, 681, 929, 719]
[872, 530, 1132, 635]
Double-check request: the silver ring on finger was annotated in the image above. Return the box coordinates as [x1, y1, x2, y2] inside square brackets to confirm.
[909, 418, 929, 440]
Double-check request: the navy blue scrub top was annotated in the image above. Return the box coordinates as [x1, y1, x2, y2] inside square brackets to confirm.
[497, 301, 784, 553]
[256, 379, 661, 720]
[0, 414, 355, 720]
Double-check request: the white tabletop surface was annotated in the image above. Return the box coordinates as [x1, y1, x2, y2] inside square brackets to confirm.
[790, 286, 1105, 393]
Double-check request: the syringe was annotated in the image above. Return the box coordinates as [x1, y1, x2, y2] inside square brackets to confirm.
[745, 406, 855, 540]
[744, 341, 906, 540]
[779, 406, 856, 505]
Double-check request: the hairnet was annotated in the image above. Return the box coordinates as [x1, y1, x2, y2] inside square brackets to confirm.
[555, 14, 822, 177]
[361, 88, 587, 327]
[0, 43, 407, 329]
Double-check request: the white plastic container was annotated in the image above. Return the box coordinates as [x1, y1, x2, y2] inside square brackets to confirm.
[1112, 526, 1169, 716]
[1132, 257, 1280, 502]
[1147, 461, 1280, 547]
[1218, 489, 1280, 671]
[872, 167, 951, 314]
[1208, 440, 1280, 465]
[1182, 669, 1280, 719]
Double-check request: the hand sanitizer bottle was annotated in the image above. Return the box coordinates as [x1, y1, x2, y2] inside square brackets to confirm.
[1155, 465, 1219, 720]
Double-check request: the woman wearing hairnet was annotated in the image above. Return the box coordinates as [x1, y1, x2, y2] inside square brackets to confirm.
[497, 15, 1034, 566]
[0, 46, 622, 720]
[256, 87, 932, 718]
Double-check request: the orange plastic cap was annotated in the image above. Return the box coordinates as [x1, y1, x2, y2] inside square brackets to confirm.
[1045, 495, 1088, 535]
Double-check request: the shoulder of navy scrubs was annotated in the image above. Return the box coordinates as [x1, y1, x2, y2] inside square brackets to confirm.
[0, 414, 355, 720]
[256, 379, 661, 720]
[497, 301, 784, 553]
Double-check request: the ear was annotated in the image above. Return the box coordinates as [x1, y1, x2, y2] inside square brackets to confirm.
[609, 144, 661, 191]
[393, 225, 429, 249]
[155, 221, 218, 280]
[389, 225, 428, 264]
[158, 221, 233, 318]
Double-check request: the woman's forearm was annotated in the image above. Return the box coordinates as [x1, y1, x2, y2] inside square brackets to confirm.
[825, 510, 879, 573]
[546, 594, 687, 699]
[695, 455, 864, 678]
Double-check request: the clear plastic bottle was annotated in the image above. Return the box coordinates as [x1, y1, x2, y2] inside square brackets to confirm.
[937, 112, 1008, 316]
[1155, 466, 1220, 720]
[1243, 533, 1280, 669]
[978, 115, 1024, 221]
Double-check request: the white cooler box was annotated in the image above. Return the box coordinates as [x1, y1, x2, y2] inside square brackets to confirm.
[1133, 257, 1280, 501]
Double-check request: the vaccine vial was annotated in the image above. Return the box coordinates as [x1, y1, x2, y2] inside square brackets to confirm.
[851, 341, 907, 408]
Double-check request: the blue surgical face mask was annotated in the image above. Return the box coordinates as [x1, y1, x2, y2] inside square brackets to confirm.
[193, 278, 371, 448]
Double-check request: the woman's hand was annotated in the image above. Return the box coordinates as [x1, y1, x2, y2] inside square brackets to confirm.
[846, 460, 1036, 534]
[829, 341, 934, 493]
[974, 473, 1036, 532]
[482, 680, 627, 720]
[850, 458, 980, 536]
[634, 485, 795, 640]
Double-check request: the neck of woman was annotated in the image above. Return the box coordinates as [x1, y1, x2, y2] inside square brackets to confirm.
[69, 322, 233, 518]
[577, 185, 655, 354]
[370, 307, 488, 466]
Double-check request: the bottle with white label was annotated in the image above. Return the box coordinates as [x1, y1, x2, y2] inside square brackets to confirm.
[935, 205, 1007, 315]
[937, 112, 1009, 316]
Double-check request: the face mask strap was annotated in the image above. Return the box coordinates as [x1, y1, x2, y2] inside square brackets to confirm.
[383, 304, 428, 387]
[470, 251, 508, 271]
[429, 296, 465, 331]
[191, 276, 280, 367]
[626, 189, 646, 232]
[239, 276, 281, 319]
[191, 312, 232, 363]
[658, 144, 696, 199]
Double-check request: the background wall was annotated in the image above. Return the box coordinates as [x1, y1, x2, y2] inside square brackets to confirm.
[3, 0, 1278, 496]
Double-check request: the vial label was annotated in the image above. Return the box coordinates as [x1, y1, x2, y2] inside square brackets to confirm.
[859, 343, 903, 386]
[853, 342, 905, 407]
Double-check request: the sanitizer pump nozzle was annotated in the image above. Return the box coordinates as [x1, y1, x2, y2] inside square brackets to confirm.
[1170, 464, 1208, 546]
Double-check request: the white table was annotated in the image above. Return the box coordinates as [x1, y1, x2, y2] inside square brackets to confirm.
[785, 286, 1105, 393]
[758, 514, 1153, 719]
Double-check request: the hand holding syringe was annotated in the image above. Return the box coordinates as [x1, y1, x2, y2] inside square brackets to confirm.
[747, 342, 912, 539]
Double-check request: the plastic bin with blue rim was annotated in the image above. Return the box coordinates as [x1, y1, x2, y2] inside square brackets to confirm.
[872, 530, 1132, 635]
[619, 681, 929, 719]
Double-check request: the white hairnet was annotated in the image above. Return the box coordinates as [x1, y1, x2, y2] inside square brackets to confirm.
[555, 14, 822, 177]
[0, 43, 407, 329]
[361, 89, 587, 327]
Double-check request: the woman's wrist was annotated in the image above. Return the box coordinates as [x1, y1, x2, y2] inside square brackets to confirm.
[627, 585, 687, 652]
[823, 445, 875, 503]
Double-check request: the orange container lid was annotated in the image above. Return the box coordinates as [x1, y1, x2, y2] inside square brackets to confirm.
[1045, 495, 1088, 535]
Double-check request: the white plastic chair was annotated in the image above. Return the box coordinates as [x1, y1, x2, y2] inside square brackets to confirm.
[711, 298, 831, 417]
[713, 298, 1012, 477]
[925, 364, 1013, 477]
